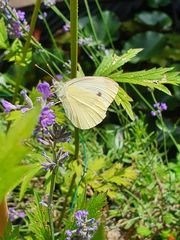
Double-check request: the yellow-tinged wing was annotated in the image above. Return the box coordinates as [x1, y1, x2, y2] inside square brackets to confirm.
[55, 76, 119, 129]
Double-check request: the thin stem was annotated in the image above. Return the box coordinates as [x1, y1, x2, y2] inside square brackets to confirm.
[94, 0, 115, 49]
[47, 143, 57, 240]
[70, 0, 80, 160]
[39, 9, 58, 49]
[58, 173, 76, 227]
[84, 0, 98, 42]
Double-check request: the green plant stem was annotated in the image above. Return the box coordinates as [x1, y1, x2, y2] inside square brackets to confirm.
[94, 0, 115, 49]
[39, 10, 58, 49]
[70, 0, 80, 160]
[84, 0, 98, 42]
[47, 143, 57, 240]
[58, 173, 76, 227]
[13, 0, 41, 104]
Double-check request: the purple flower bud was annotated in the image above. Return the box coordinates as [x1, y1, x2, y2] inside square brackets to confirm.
[37, 82, 52, 99]
[20, 90, 33, 109]
[160, 102, 167, 111]
[151, 111, 156, 117]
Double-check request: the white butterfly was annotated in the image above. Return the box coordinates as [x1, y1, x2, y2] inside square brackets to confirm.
[54, 76, 119, 129]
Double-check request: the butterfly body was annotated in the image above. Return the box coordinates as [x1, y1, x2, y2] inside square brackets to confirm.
[54, 76, 118, 129]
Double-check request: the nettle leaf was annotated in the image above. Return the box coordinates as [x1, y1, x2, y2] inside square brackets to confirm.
[94, 48, 142, 76]
[115, 86, 134, 120]
[0, 18, 9, 49]
[0, 107, 40, 201]
[110, 67, 180, 95]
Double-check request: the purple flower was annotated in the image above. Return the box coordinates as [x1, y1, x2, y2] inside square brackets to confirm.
[9, 207, 25, 222]
[65, 210, 99, 240]
[39, 107, 56, 128]
[41, 161, 56, 171]
[37, 82, 52, 99]
[151, 102, 167, 117]
[17, 10, 25, 21]
[151, 111, 156, 116]
[160, 102, 167, 111]
[0, 1, 29, 38]
[39, 200, 48, 207]
[63, 23, 70, 32]
[1, 99, 21, 113]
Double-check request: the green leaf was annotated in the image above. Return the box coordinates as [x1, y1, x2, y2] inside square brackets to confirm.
[92, 223, 106, 240]
[19, 164, 41, 200]
[137, 226, 151, 237]
[86, 194, 107, 219]
[115, 86, 134, 120]
[135, 11, 172, 29]
[148, 0, 170, 8]
[27, 192, 51, 240]
[0, 107, 40, 201]
[80, 11, 121, 45]
[95, 49, 142, 76]
[123, 31, 166, 62]
[0, 18, 9, 49]
[111, 67, 180, 95]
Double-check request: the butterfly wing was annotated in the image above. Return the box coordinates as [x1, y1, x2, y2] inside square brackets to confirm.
[56, 76, 119, 129]
[65, 76, 119, 108]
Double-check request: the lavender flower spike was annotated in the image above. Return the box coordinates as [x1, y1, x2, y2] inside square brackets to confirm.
[66, 210, 99, 240]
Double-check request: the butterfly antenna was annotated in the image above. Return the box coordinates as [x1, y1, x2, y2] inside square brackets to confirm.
[35, 64, 54, 79]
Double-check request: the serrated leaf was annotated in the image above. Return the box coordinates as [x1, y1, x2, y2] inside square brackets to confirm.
[94, 49, 142, 76]
[0, 18, 9, 49]
[115, 86, 134, 120]
[111, 67, 180, 95]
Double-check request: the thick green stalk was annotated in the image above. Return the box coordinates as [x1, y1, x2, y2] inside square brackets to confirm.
[70, 0, 79, 160]
[13, 0, 41, 103]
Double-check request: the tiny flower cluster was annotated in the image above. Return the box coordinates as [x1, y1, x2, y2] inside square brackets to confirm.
[41, 143, 70, 171]
[43, 0, 56, 7]
[151, 102, 168, 116]
[0, 0, 29, 38]
[9, 207, 25, 222]
[66, 210, 99, 240]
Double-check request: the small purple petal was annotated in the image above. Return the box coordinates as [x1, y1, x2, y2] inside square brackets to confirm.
[37, 82, 52, 99]
[151, 111, 156, 116]
[1, 99, 20, 113]
[160, 102, 167, 111]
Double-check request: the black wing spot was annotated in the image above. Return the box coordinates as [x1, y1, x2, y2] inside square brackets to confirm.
[97, 92, 102, 97]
